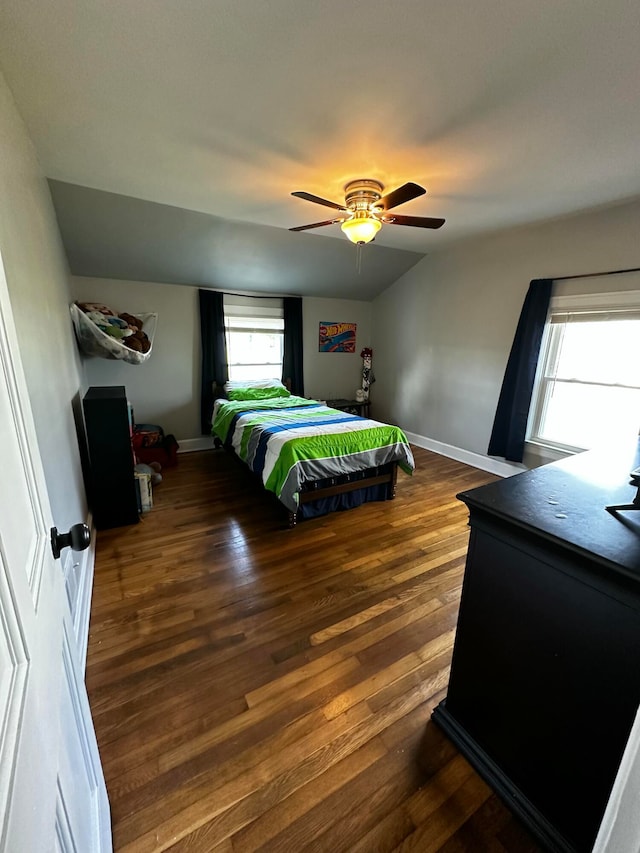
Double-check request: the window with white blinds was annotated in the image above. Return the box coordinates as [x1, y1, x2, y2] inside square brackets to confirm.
[527, 291, 640, 453]
[223, 295, 284, 382]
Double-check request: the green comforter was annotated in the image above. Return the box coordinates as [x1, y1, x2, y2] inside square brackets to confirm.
[212, 396, 414, 512]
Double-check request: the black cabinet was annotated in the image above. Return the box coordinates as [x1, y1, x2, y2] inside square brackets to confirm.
[431, 440, 640, 852]
[83, 386, 139, 530]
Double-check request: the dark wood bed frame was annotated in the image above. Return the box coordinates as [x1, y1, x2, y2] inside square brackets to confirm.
[289, 461, 398, 527]
[211, 382, 398, 527]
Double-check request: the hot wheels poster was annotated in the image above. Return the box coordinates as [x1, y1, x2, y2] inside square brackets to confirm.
[319, 322, 357, 353]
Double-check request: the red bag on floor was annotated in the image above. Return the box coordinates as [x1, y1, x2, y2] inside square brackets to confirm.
[132, 423, 164, 449]
[133, 427, 179, 467]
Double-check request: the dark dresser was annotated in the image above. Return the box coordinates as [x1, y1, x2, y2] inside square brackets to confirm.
[431, 439, 640, 852]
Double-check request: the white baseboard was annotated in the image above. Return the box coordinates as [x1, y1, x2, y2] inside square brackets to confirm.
[403, 431, 526, 478]
[179, 431, 524, 476]
[177, 436, 216, 453]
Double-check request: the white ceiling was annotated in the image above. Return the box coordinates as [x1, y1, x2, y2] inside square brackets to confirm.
[1, 0, 640, 292]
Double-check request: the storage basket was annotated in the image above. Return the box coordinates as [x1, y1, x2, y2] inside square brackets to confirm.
[70, 303, 157, 365]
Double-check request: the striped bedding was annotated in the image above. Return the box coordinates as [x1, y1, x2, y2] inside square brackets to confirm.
[212, 395, 415, 512]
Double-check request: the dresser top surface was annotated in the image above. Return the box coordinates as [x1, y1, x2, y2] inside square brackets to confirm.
[459, 439, 640, 577]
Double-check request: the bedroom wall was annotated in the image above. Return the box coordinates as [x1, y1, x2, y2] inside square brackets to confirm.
[302, 297, 372, 402]
[71, 276, 201, 442]
[372, 197, 640, 467]
[71, 277, 372, 441]
[0, 68, 87, 534]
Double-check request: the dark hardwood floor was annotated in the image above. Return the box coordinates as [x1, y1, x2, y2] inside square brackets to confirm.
[86, 446, 541, 852]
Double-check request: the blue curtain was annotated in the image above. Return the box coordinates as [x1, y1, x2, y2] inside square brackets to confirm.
[487, 278, 553, 462]
[282, 297, 304, 396]
[199, 289, 228, 435]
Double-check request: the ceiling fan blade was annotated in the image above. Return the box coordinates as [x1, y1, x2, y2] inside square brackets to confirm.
[289, 217, 345, 232]
[291, 191, 346, 211]
[377, 182, 426, 211]
[385, 214, 445, 229]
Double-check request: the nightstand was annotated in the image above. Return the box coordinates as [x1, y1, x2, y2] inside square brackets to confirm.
[326, 398, 371, 419]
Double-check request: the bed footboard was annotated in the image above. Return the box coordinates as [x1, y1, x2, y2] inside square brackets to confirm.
[288, 462, 399, 527]
[215, 439, 400, 528]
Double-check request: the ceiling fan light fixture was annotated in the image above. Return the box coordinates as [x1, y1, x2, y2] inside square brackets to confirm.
[341, 215, 381, 245]
[290, 179, 444, 238]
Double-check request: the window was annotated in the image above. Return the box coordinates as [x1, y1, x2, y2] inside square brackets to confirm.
[223, 296, 284, 382]
[527, 291, 640, 453]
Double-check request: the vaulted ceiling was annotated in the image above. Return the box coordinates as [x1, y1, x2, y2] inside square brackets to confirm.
[1, 0, 639, 299]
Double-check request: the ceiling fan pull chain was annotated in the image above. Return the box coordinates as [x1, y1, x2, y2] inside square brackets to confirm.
[356, 242, 362, 275]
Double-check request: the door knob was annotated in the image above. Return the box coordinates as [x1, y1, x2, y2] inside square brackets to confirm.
[50, 523, 91, 560]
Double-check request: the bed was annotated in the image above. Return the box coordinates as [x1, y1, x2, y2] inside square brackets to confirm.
[211, 382, 414, 526]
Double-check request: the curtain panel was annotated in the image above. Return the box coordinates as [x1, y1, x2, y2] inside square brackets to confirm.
[199, 289, 228, 435]
[487, 278, 553, 462]
[282, 297, 304, 397]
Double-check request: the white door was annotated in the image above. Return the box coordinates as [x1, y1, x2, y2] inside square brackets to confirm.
[0, 253, 111, 851]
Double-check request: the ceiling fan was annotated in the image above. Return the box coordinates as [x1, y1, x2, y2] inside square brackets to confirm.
[289, 179, 445, 244]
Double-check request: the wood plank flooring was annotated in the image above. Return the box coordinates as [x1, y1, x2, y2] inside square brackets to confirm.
[86, 446, 541, 852]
